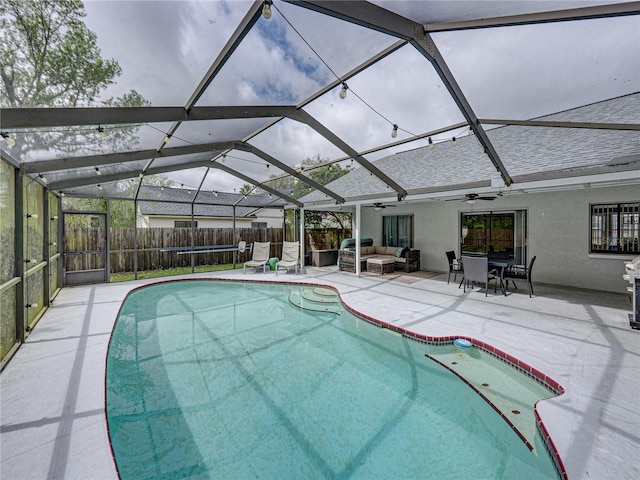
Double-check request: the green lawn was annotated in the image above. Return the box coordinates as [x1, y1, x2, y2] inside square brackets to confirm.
[109, 264, 241, 282]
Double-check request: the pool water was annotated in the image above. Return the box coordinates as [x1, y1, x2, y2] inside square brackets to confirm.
[106, 280, 559, 479]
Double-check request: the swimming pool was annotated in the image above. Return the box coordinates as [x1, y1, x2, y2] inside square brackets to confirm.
[106, 279, 561, 479]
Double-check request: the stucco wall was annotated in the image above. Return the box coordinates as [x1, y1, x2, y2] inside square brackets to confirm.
[356, 184, 637, 293]
[142, 212, 283, 229]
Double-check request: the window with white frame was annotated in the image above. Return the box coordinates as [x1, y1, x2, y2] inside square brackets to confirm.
[591, 202, 639, 254]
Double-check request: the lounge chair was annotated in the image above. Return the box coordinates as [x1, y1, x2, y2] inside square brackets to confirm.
[276, 241, 300, 275]
[461, 255, 499, 296]
[244, 241, 270, 274]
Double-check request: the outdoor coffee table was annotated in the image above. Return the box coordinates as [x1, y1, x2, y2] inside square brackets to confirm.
[366, 257, 395, 275]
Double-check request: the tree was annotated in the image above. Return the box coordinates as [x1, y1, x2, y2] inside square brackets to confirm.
[290, 155, 351, 229]
[238, 184, 255, 195]
[0, 0, 149, 156]
[291, 155, 351, 200]
[1, 0, 121, 107]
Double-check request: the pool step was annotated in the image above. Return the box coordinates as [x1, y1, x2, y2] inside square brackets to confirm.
[288, 288, 342, 314]
[427, 346, 555, 451]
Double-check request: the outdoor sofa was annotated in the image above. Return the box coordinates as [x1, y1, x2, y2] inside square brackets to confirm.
[339, 245, 420, 273]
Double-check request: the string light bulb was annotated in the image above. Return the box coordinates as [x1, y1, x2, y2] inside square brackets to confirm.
[95, 167, 101, 176]
[428, 137, 434, 149]
[339, 82, 348, 100]
[221, 154, 226, 163]
[97, 126, 106, 139]
[26, 213, 38, 219]
[213, 191, 218, 197]
[39, 174, 47, 183]
[262, 0, 272, 19]
[391, 124, 398, 138]
[1, 132, 15, 146]
[98, 184, 102, 190]
[452, 136, 457, 146]
[265, 164, 270, 170]
[163, 134, 171, 144]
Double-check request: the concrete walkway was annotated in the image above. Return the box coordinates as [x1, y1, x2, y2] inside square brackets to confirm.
[1, 267, 638, 479]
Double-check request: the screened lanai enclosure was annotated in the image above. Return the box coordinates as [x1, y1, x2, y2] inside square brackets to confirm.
[1, 1, 639, 364]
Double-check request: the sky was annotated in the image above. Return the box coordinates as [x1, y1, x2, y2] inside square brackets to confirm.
[74, 0, 639, 194]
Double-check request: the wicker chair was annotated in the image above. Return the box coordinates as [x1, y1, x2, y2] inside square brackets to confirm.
[504, 256, 536, 297]
[461, 256, 499, 296]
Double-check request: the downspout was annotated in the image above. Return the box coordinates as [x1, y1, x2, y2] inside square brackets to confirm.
[299, 207, 305, 271]
[191, 202, 195, 273]
[355, 204, 361, 277]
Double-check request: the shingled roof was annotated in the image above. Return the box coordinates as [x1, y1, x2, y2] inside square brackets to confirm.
[300, 93, 639, 204]
[138, 185, 287, 218]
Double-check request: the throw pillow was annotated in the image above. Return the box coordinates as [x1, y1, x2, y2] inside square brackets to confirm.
[395, 247, 404, 257]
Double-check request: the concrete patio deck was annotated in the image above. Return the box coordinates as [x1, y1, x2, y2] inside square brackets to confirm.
[1, 266, 638, 479]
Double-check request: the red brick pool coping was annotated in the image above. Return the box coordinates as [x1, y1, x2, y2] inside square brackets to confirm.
[108, 277, 568, 480]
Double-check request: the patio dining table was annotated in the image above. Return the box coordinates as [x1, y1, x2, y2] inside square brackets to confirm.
[459, 256, 516, 296]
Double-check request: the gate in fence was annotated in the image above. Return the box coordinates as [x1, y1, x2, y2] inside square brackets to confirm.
[63, 211, 109, 286]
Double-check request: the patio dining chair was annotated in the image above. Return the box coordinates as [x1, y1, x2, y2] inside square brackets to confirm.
[276, 241, 300, 275]
[504, 255, 536, 297]
[446, 250, 463, 285]
[243, 241, 270, 274]
[460, 255, 499, 296]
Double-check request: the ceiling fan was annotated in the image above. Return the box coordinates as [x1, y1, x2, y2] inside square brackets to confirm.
[365, 202, 397, 210]
[447, 193, 497, 204]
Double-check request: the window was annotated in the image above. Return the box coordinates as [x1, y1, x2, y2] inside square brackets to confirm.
[591, 203, 639, 254]
[251, 222, 267, 229]
[174, 221, 197, 228]
[382, 215, 413, 248]
[460, 210, 527, 265]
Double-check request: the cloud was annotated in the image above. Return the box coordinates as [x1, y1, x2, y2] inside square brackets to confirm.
[77, 1, 639, 194]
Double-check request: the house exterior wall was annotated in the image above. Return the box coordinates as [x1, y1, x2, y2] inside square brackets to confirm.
[138, 211, 283, 229]
[357, 184, 637, 293]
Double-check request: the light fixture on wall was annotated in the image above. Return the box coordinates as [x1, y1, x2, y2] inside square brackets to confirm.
[339, 82, 348, 99]
[391, 124, 398, 138]
[466, 198, 476, 205]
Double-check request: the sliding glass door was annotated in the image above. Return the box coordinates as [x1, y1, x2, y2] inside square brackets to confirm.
[460, 210, 527, 264]
[383, 214, 413, 248]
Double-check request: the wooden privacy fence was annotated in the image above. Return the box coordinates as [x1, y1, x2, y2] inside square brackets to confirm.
[65, 227, 283, 273]
[65, 227, 353, 273]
